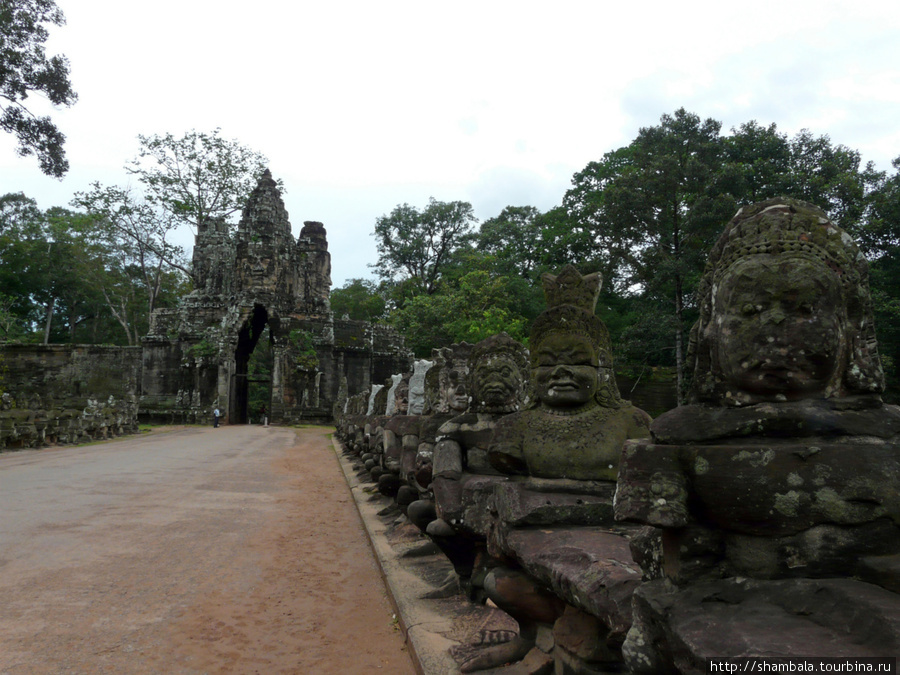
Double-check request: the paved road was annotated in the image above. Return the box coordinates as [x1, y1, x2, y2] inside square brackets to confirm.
[0, 425, 414, 674]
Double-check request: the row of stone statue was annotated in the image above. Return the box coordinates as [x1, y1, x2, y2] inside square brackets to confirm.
[0, 393, 137, 450]
[335, 198, 899, 673]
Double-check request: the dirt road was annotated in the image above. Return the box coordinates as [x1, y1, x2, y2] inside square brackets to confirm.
[0, 425, 415, 674]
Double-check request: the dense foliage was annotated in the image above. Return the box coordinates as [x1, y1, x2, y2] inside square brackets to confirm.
[0, 192, 186, 344]
[0, 0, 77, 176]
[0, 129, 268, 344]
[338, 108, 900, 400]
[371, 198, 477, 296]
[125, 129, 273, 234]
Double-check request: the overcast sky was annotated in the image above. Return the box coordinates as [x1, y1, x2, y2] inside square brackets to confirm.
[1, 0, 898, 287]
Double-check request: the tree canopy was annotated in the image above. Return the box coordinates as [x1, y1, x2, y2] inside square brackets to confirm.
[0, 192, 185, 344]
[75, 129, 272, 288]
[330, 278, 386, 323]
[0, 0, 77, 177]
[352, 109, 900, 401]
[371, 198, 477, 296]
[126, 128, 272, 234]
[0, 128, 272, 344]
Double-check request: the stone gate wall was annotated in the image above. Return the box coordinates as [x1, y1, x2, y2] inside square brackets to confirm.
[0, 344, 141, 449]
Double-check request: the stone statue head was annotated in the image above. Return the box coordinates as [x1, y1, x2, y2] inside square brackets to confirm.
[467, 334, 531, 414]
[426, 342, 474, 414]
[394, 379, 410, 415]
[372, 381, 389, 416]
[407, 359, 433, 415]
[689, 198, 884, 406]
[444, 367, 470, 413]
[530, 265, 623, 410]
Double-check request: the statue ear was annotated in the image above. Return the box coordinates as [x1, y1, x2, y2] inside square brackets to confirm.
[844, 326, 885, 395]
[687, 317, 716, 403]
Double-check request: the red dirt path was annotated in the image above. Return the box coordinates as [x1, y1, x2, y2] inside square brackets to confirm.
[0, 425, 416, 674]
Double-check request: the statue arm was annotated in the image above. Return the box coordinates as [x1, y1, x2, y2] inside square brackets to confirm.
[487, 418, 528, 475]
[628, 406, 653, 440]
[432, 438, 463, 480]
[432, 437, 464, 522]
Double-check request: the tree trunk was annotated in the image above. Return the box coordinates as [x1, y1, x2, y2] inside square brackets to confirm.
[674, 275, 685, 406]
[100, 287, 135, 346]
[672, 201, 685, 406]
[42, 297, 56, 345]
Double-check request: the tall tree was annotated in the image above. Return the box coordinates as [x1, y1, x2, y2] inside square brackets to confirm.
[565, 109, 735, 401]
[476, 205, 544, 279]
[856, 156, 900, 401]
[74, 183, 191, 284]
[0, 196, 108, 343]
[0, 192, 186, 345]
[73, 186, 190, 343]
[0, 0, 77, 177]
[562, 111, 882, 402]
[785, 129, 875, 230]
[390, 267, 530, 356]
[371, 198, 477, 297]
[0, 192, 45, 336]
[126, 128, 272, 233]
[722, 121, 792, 201]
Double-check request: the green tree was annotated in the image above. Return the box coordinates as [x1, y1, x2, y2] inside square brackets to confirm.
[0, 192, 43, 335]
[563, 110, 881, 402]
[390, 266, 530, 356]
[476, 205, 544, 279]
[40, 207, 110, 343]
[0, 0, 77, 177]
[372, 198, 477, 297]
[330, 278, 387, 322]
[386, 249, 543, 356]
[0, 291, 21, 339]
[126, 128, 272, 234]
[74, 183, 192, 293]
[531, 206, 598, 278]
[721, 121, 793, 202]
[723, 122, 878, 225]
[0, 192, 186, 345]
[565, 109, 735, 401]
[855, 156, 900, 400]
[0, 196, 112, 343]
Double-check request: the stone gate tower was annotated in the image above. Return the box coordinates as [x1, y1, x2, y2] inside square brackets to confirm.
[140, 171, 411, 424]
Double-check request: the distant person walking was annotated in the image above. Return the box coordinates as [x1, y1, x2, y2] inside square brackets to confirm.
[213, 407, 220, 428]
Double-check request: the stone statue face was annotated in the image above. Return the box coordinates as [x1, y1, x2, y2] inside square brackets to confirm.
[394, 384, 410, 414]
[444, 370, 469, 413]
[533, 332, 599, 408]
[473, 355, 522, 410]
[714, 255, 843, 399]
